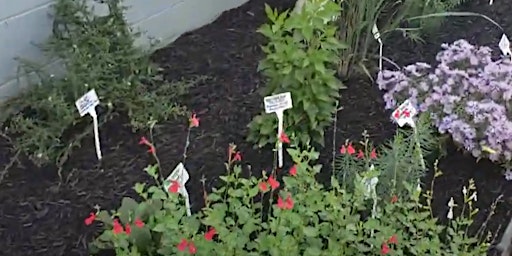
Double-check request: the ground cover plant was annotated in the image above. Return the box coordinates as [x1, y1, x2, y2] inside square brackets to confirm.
[1, 0, 512, 256]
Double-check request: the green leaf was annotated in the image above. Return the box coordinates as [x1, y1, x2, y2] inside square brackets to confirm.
[302, 226, 319, 237]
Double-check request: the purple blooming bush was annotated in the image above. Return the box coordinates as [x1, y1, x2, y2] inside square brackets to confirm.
[378, 39, 512, 163]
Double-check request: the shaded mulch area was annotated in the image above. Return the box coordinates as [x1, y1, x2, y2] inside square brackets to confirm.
[0, 0, 511, 255]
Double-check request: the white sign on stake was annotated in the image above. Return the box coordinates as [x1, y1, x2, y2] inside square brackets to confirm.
[499, 34, 512, 60]
[264, 92, 293, 168]
[165, 162, 191, 216]
[489, 0, 493, 5]
[75, 89, 102, 160]
[372, 24, 383, 71]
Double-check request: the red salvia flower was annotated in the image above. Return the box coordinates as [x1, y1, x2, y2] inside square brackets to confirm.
[204, 227, 216, 241]
[268, 176, 280, 190]
[390, 195, 398, 204]
[134, 218, 144, 228]
[381, 242, 390, 255]
[84, 212, 96, 226]
[139, 136, 156, 154]
[289, 165, 297, 176]
[112, 219, 124, 234]
[259, 182, 269, 192]
[370, 148, 377, 159]
[188, 242, 197, 254]
[347, 143, 355, 155]
[357, 150, 364, 159]
[340, 145, 347, 154]
[177, 238, 188, 251]
[279, 132, 290, 144]
[189, 113, 200, 128]
[277, 195, 294, 210]
[388, 234, 398, 245]
[169, 180, 180, 193]
[233, 152, 242, 161]
[124, 224, 132, 235]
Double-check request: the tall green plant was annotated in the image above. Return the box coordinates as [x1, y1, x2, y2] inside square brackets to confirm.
[247, 3, 346, 148]
[3, 0, 197, 168]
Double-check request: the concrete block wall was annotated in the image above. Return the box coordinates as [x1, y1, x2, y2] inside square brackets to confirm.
[0, 0, 249, 102]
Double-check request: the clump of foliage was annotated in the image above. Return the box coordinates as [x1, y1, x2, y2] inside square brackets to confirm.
[334, 0, 472, 78]
[335, 113, 438, 202]
[378, 39, 512, 165]
[3, 0, 199, 167]
[88, 137, 491, 255]
[247, 3, 345, 148]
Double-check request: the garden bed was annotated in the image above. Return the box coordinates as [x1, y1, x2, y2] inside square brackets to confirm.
[0, 0, 512, 255]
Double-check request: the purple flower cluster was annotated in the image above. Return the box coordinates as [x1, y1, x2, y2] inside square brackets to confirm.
[378, 39, 512, 163]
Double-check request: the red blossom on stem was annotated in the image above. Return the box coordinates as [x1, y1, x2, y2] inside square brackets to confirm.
[277, 194, 294, 210]
[177, 238, 188, 251]
[357, 150, 364, 159]
[124, 224, 132, 235]
[189, 113, 200, 128]
[267, 176, 280, 190]
[134, 218, 144, 228]
[204, 227, 216, 241]
[289, 165, 297, 176]
[84, 212, 96, 226]
[112, 219, 124, 234]
[259, 181, 269, 192]
[139, 136, 156, 154]
[370, 148, 377, 159]
[279, 132, 290, 144]
[381, 242, 390, 255]
[233, 151, 242, 161]
[388, 234, 398, 245]
[390, 195, 398, 204]
[188, 242, 197, 254]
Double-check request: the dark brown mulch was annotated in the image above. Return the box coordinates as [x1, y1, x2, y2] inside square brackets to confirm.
[0, 0, 512, 255]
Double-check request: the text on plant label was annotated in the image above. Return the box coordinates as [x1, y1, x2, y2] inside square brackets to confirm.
[264, 92, 293, 113]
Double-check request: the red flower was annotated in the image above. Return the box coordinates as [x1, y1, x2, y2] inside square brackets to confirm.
[112, 219, 124, 234]
[381, 242, 390, 255]
[340, 145, 346, 154]
[268, 176, 280, 190]
[277, 195, 294, 210]
[347, 143, 355, 155]
[169, 180, 180, 193]
[139, 136, 156, 154]
[390, 195, 398, 204]
[370, 148, 377, 159]
[289, 165, 297, 176]
[188, 242, 197, 254]
[84, 212, 96, 226]
[177, 238, 188, 251]
[125, 224, 132, 235]
[388, 234, 398, 244]
[279, 132, 290, 144]
[259, 182, 269, 192]
[357, 150, 364, 159]
[233, 152, 242, 161]
[204, 227, 216, 241]
[134, 218, 144, 228]
[189, 113, 200, 128]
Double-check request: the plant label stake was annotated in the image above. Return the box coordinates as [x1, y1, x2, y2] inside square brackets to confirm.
[391, 100, 426, 170]
[372, 24, 383, 71]
[264, 92, 293, 168]
[165, 162, 191, 216]
[499, 34, 511, 60]
[489, 0, 493, 5]
[75, 89, 102, 161]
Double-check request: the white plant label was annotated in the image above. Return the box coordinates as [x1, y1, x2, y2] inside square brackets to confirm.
[489, 0, 493, 5]
[499, 34, 511, 58]
[75, 89, 102, 160]
[372, 24, 383, 70]
[391, 100, 417, 128]
[165, 162, 191, 216]
[263, 92, 293, 168]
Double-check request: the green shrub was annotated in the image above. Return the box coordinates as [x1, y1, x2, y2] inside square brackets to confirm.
[247, 3, 346, 149]
[2, 0, 200, 168]
[88, 139, 491, 255]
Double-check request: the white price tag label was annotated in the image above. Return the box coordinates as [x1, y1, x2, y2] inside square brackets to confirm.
[264, 92, 293, 114]
[165, 162, 191, 216]
[499, 34, 511, 56]
[391, 100, 417, 127]
[75, 89, 99, 117]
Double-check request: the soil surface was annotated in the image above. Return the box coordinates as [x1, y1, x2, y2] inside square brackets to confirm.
[1, 0, 512, 255]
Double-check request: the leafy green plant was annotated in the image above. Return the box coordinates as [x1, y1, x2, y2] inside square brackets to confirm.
[247, 3, 346, 149]
[88, 129, 492, 255]
[335, 113, 439, 202]
[408, 0, 470, 33]
[2, 0, 201, 168]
